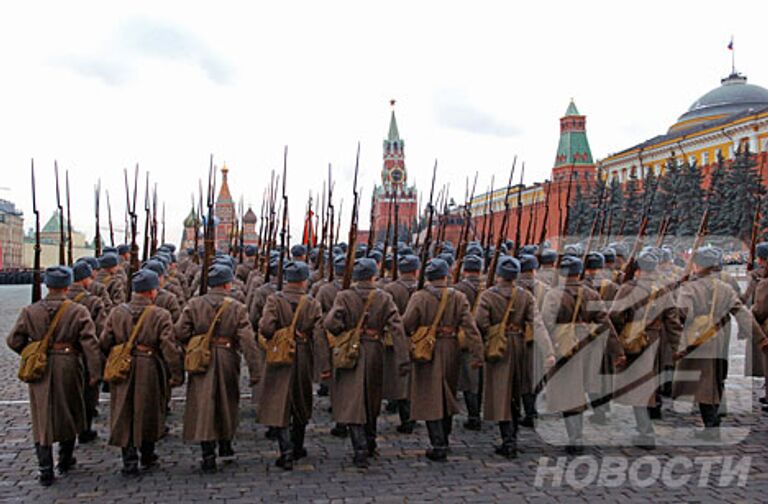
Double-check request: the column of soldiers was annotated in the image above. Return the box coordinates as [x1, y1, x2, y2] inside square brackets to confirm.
[9, 234, 768, 485]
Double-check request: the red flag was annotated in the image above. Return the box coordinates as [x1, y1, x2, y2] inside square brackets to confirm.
[302, 209, 316, 247]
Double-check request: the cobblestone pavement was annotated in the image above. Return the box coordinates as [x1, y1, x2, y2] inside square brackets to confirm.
[1, 284, 767, 502]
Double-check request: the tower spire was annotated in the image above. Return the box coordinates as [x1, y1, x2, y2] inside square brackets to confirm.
[388, 99, 400, 142]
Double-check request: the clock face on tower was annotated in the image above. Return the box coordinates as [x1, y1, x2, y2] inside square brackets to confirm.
[390, 168, 404, 184]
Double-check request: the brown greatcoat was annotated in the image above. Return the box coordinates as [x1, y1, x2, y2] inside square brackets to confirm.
[165, 275, 187, 305]
[96, 269, 127, 307]
[245, 268, 265, 297]
[609, 275, 682, 407]
[476, 283, 554, 422]
[324, 283, 408, 425]
[6, 293, 102, 445]
[100, 296, 183, 447]
[88, 279, 114, 314]
[540, 278, 623, 413]
[517, 273, 550, 395]
[257, 286, 330, 427]
[402, 284, 483, 421]
[583, 273, 621, 397]
[68, 283, 108, 335]
[453, 275, 484, 394]
[155, 288, 182, 323]
[749, 275, 768, 378]
[235, 260, 255, 283]
[316, 280, 342, 314]
[383, 277, 418, 401]
[673, 272, 767, 405]
[537, 267, 557, 288]
[176, 288, 261, 442]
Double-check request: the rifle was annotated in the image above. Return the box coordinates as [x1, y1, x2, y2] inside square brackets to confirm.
[94, 180, 102, 257]
[200, 156, 216, 295]
[238, 198, 245, 264]
[417, 161, 438, 290]
[524, 184, 538, 247]
[263, 171, 276, 280]
[161, 202, 166, 246]
[192, 192, 201, 265]
[480, 177, 493, 265]
[342, 143, 361, 290]
[748, 191, 766, 273]
[141, 173, 150, 262]
[558, 169, 575, 251]
[367, 192, 376, 251]
[622, 175, 659, 282]
[414, 191, 422, 251]
[380, 190, 393, 278]
[277, 146, 288, 291]
[31, 160, 42, 303]
[328, 165, 336, 281]
[317, 180, 327, 278]
[335, 198, 343, 254]
[124, 165, 140, 298]
[106, 189, 115, 247]
[54, 162, 65, 265]
[150, 184, 158, 256]
[579, 170, 608, 278]
[453, 172, 478, 284]
[486, 157, 517, 288]
[64, 171, 73, 266]
[256, 192, 266, 270]
[537, 180, 553, 253]
[392, 186, 399, 281]
[513, 162, 525, 256]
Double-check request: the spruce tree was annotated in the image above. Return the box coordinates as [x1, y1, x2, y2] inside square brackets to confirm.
[674, 159, 705, 238]
[652, 155, 682, 237]
[607, 178, 624, 238]
[567, 183, 591, 237]
[642, 167, 659, 234]
[722, 145, 763, 243]
[707, 151, 730, 238]
[622, 172, 643, 235]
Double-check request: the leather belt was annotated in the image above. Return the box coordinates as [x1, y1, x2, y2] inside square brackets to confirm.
[212, 337, 235, 348]
[135, 344, 156, 355]
[361, 329, 380, 342]
[51, 342, 78, 354]
[436, 327, 457, 338]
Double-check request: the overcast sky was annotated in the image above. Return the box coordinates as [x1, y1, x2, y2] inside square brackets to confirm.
[1, 0, 766, 247]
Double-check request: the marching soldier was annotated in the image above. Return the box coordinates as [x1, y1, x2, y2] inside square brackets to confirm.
[402, 258, 483, 462]
[77, 256, 113, 313]
[315, 256, 345, 313]
[382, 254, 420, 434]
[475, 256, 554, 458]
[213, 257, 247, 303]
[235, 245, 258, 283]
[96, 252, 127, 307]
[537, 249, 558, 287]
[540, 256, 624, 455]
[610, 250, 682, 448]
[747, 243, 768, 405]
[176, 264, 261, 473]
[324, 258, 408, 468]
[452, 253, 484, 431]
[68, 260, 108, 443]
[143, 259, 182, 323]
[100, 269, 184, 475]
[116, 244, 132, 280]
[291, 244, 308, 262]
[672, 247, 768, 440]
[515, 254, 550, 427]
[7, 266, 102, 486]
[156, 250, 188, 303]
[258, 261, 330, 470]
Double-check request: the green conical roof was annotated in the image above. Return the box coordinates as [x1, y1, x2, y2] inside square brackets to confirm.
[565, 100, 580, 116]
[42, 209, 68, 233]
[388, 110, 400, 141]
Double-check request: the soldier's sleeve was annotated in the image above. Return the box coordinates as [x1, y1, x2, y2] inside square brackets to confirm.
[661, 299, 684, 353]
[324, 294, 349, 336]
[401, 293, 422, 336]
[174, 303, 196, 345]
[92, 298, 108, 337]
[526, 293, 554, 358]
[235, 303, 261, 384]
[99, 286, 113, 313]
[98, 309, 117, 355]
[308, 301, 331, 376]
[6, 307, 32, 354]
[157, 310, 183, 383]
[383, 293, 409, 373]
[258, 295, 279, 339]
[248, 290, 265, 331]
[456, 292, 483, 363]
[728, 287, 767, 345]
[751, 279, 768, 323]
[588, 291, 623, 361]
[608, 284, 633, 333]
[474, 291, 492, 336]
[167, 293, 182, 323]
[112, 281, 126, 305]
[76, 305, 103, 381]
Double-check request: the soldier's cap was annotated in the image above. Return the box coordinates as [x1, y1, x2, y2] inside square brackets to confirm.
[384, 254, 393, 269]
[693, 246, 722, 269]
[103, 246, 118, 255]
[368, 249, 384, 263]
[215, 250, 225, 258]
[160, 243, 176, 253]
[332, 246, 343, 257]
[660, 246, 673, 263]
[152, 253, 170, 267]
[540, 249, 557, 265]
[143, 259, 166, 277]
[399, 245, 414, 256]
[284, 260, 310, 283]
[117, 244, 130, 255]
[601, 247, 616, 263]
[442, 240, 455, 250]
[132, 268, 159, 293]
[208, 263, 234, 287]
[425, 258, 449, 281]
[398, 254, 420, 273]
[99, 253, 119, 269]
[268, 256, 279, 274]
[77, 256, 100, 270]
[352, 257, 377, 281]
[585, 252, 605, 270]
[309, 248, 319, 261]
[465, 243, 484, 257]
[757, 242, 768, 260]
[519, 254, 539, 273]
[496, 255, 520, 280]
[564, 243, 583, 258]
[460, 254, 480, 272]
[333, 254, 347, 273]
[355, 245, 368, 259]
[559, 255, 583, 276]
[337, 242, 348, 253]
[291, 244, 308, 258]
[438, 252, 455, 267]
[505, 239, 515, 251]
[270, 249, 280, 259]
[245, 245, 257, 257]
[186, 247, 195, 255]
[72, 261, 92, 283]
[213, 256, 236, 271]
[637, 249, 660, 271]
[374, 241, 385, 252]
[520, 244, 538, 256]
[44, 265, 73, 289]
[198, 246, 206, 257]
[609, 242, 629, 258]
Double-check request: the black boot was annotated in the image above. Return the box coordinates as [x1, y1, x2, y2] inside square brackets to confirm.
[425, 420, 447, 462]
[330, 423, 349, 438]
[201, 441, 217, 473]
[57, 439, 77, 474]
[494, 421, 517, 458]
[218, 439, 235, 460]
[139, 442, 158, 469]
[292, 423, 308, 460]
[463, 392, 482, 431]
[442, 415, 453, 450]
[563, 413, 584, 455]
[275, 428, 294, 470]
[349, 425, 369, 468]
[396, 400, 415, 434]
[265, 426, 279, 440]
[365, 421, 378, 457]
[588, 394, 609, 425]
[121, 446, 139, 476]
[694, 404, 721, 441]
[520, 393, 538, 428]
[317, 383, 330, 397]
[631, 406, 655, 450]
[385, 400, 398, 414]
[35, 444, 54, 486]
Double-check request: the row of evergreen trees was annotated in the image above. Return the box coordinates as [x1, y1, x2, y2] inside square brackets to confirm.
[566, 146, 765, 248]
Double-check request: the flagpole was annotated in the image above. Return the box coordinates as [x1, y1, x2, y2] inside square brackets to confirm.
[731, 35, 735, 74]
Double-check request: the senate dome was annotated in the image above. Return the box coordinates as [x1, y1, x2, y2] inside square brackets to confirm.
[669, 72, 768, 133]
